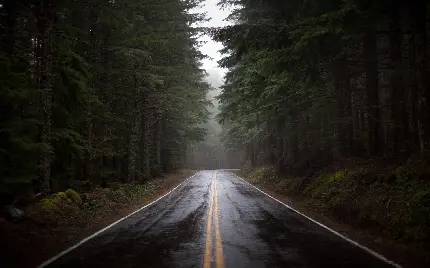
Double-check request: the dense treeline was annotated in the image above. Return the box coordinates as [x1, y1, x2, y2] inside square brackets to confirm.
[214, 0, 430, 173]
[186, 113, 242, 169]
[0, 0, 209, 198]
[186, 86, 242, 170]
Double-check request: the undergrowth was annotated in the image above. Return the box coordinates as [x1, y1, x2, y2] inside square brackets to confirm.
[30, 180, 165, 226]
[247, 166, 278, 184]
[245, 159, 430, 246]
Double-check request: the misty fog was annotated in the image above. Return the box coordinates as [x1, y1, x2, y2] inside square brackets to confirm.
[185, 69, 241, 169]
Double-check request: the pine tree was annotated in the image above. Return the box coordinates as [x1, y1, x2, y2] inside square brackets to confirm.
[214, 0, 430, 172]
[0, 0, 210, 198]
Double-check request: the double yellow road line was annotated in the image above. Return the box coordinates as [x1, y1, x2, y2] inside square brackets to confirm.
[203, 171, 225, 268]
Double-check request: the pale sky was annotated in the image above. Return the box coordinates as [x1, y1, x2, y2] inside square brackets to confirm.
[193, 0, 233, 86]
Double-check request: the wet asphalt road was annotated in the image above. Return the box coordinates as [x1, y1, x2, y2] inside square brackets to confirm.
[43, 170, 396, 268]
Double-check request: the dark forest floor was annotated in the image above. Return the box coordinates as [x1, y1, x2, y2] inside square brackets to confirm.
[238, 162, 430, 268]
[0, 170, 197, 268]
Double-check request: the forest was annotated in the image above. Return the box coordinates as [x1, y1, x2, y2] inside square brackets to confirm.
[0, 0, 210, 199]
[214, 0, 430, 173]
[213, 0, 430, 253]
[2, 0, 430, 266]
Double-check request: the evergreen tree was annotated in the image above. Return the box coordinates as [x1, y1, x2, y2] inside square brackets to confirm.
[0, 0, 209, 198]
[214, 0, 430, 173]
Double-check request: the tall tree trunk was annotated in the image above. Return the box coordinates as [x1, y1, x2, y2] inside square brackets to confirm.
[389, 9, 409, 154]
[290, 121, 299, 164]
[152, 116, 162, 176]
[36, 1, 54, 194]
[364, 29, 381, 156]
[268, 123, 276, 165]
[142, 102, 152, 179]
[127, 72, 143, 182]
[84, 5, 99, 180]
[0, 1, 17, 181]
[344, 69, 353, 156]
[249, 143, 256, 167]
[333, 57, 352, 157]
[411, 2, 429, 156]
[275, 118, 284, 173]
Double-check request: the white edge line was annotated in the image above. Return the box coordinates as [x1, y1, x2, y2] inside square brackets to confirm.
[232, 173, 403, 268]
[37, 172, 200, 268]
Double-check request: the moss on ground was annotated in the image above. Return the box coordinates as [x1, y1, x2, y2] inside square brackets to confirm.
[65, 189, 82, 204]
[40, 193, 77, 215]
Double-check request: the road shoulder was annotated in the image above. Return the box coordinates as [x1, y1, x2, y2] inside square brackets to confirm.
[235, 171, 429, 268]
[0, 170, 198, 268]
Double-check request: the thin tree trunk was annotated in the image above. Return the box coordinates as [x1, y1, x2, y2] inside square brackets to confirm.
[84, 5, 99, 180]
[345, 70, 353, 156]
[290, 122, 299, 164]
[411, 2, 429, 156]
[127, 71, 143, 182]
[364, 29, 381, 156]
[36, 1, 54, 194]
[275, 118, 284, 173]
[152, 116, 162, 175]
[333, 57, 352, 157]
[142, 102, 152, 179]
[249, 143, 256, 167]
[389, 9, 409, 154]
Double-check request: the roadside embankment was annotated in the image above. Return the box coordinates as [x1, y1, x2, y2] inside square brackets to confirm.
[238, 161, 430, 268]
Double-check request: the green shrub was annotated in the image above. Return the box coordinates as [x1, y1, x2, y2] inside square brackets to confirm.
[117, 181, 161, 199]
[104, 188, 127, 202]
[40, 198, 59, 212]
[275, 179, 291, 191]
[246, 163, 430, 244]
[301, 165, 430, 243]
[40, 191, 77, 213]
[112, 189, 127, 201]
[394, 159, 427, 181]
[248, 166, 277, 184]
[65, 189, 82, 204]
[55, 191, 68, 200]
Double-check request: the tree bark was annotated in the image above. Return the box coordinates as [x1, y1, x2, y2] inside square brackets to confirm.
[249, 143, 256, 167]
[275, 118, 284, 173]
[389, 9, 409, 154]
[152, 116, 162, 175]
[410, 2, 429, 156]
[290, 121, 299, 164]
[142, 102, 152, 179]
[364, 29, 381, 156]
[127, 71, 143, 182]
[333, 57, 353, 157]
[84, 4, 99, 180]
[35, 1, 54, 194]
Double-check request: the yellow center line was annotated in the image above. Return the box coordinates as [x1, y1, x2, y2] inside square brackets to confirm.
[203, 172, 215, 268]
[203, 171, 225, 268]
[214, 172, 225, 268]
